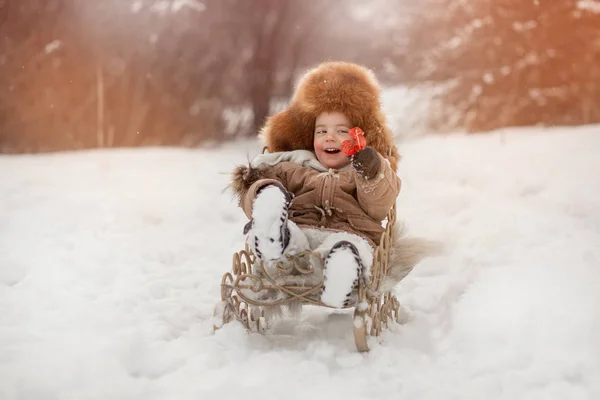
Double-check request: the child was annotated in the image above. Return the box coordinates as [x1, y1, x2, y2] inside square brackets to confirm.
[230, 62, 404, 308]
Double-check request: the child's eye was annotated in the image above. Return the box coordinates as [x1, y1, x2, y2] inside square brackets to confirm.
[316, 130, 327, 135]
[338, 129, 348, 134]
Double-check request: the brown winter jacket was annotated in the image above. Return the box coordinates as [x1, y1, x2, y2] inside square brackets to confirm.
[239, 153, 401, 247]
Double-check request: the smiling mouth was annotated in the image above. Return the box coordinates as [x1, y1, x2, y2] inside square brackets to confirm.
[324, 148, 341, 154]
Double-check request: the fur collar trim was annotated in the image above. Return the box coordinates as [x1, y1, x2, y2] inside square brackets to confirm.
[250, 150, 352, 173]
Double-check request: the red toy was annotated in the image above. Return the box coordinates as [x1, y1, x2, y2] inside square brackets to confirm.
[341, 127, 367, 156]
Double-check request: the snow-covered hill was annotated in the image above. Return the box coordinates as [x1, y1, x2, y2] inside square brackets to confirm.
[1, 126, 599, 399]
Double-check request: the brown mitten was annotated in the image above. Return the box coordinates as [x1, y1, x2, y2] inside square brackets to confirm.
[352, 146, 381, 180]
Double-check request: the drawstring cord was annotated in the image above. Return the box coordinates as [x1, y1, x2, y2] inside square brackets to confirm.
[313, 201, 345, 227]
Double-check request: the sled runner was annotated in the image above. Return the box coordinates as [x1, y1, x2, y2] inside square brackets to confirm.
[213, 204, 401, 353]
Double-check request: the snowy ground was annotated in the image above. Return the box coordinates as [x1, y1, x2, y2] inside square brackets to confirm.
[1, 125, 600, 399]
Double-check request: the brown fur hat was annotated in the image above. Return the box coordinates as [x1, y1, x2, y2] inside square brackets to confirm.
[259, 61, 399, 171]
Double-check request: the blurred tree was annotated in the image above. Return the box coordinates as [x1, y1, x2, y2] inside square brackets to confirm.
[404, 0, 600, 132]
[0, 0, 76, 152]
[0, 0, 385, 153]
[210, 0, 347, 136]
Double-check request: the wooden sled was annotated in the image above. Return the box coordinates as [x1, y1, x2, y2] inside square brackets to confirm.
[213, 204, 401, 353]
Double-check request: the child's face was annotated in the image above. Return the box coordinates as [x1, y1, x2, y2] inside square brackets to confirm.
[313, 111, 353, 169]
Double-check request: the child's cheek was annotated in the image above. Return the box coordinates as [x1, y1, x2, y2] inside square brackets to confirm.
[314, 138, 323, 154]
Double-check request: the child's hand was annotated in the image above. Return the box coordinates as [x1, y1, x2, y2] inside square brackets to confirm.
[352, 147, 381, 180]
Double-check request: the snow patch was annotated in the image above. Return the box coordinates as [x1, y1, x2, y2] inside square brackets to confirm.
[172, 0, 206, 12]
[131, 0, 143, 13]
[44, 40, 62, 54]
[1, 125, 600, 398]
[578, 0, 600, 13]
[483, 72, 495, 84]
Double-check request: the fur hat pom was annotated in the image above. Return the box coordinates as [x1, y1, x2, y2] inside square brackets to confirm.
[259, 61, 399, 171]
